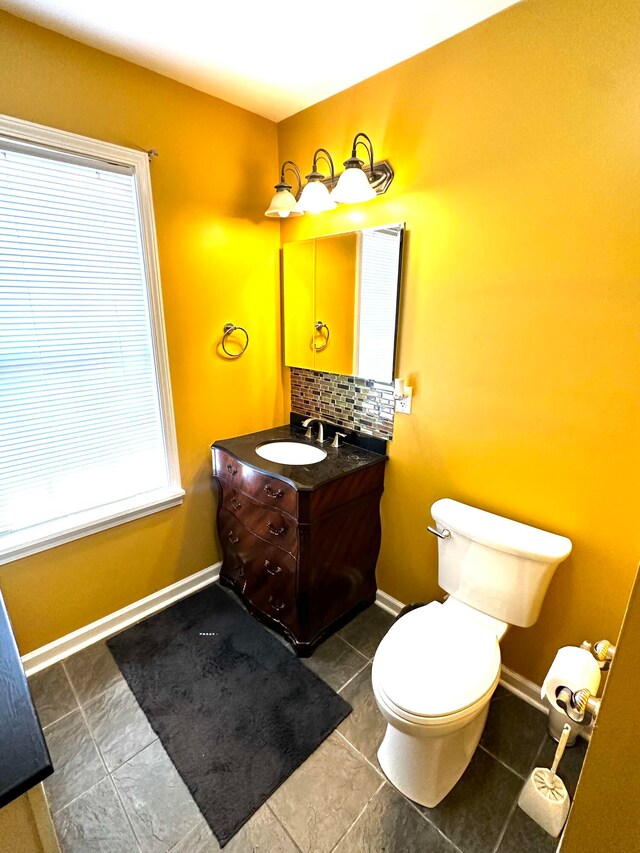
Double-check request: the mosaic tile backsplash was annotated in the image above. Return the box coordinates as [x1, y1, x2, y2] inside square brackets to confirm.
[290, 367, 395, 440]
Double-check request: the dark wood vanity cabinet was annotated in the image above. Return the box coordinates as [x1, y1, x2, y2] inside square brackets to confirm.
[212, 444, 386, 655]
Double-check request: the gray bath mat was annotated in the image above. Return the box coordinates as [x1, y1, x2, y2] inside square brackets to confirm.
[107, 584, 351, 846]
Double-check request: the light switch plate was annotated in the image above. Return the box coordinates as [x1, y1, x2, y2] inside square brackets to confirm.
[395, 386, 413, 414]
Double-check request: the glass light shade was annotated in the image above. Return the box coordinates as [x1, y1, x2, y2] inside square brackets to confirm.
[298, 180, 337, 214]
[265, 188, 303, 218]
[331, 166, 376, 204]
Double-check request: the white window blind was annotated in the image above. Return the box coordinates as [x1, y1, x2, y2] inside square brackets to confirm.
[0, 120, 183, 564]
[356, 227, 402, 382]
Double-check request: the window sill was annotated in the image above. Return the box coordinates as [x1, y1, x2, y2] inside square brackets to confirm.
[0, 488, 186, 566]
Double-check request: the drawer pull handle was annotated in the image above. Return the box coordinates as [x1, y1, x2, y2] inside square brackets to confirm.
[227, 530, 239, 544]
[267, 522, 286, 536]
[264, 560, 282, 576]
[230, 497, 242, 510]
[263, 484, 284, 499]
[269, 597, 285, 612]
[226, 463, 238, 476]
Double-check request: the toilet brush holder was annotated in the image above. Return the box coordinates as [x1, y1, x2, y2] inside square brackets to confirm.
[518, 723, 572, 837]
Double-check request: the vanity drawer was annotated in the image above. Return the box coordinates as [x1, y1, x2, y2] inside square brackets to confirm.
[218, 508, 296, 619]
[243, 555, 296, 624]
[213, 448, 297, 517]
[220, 487, 298, 557]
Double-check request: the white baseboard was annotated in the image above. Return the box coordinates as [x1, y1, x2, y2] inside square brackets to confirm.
[375, 588, 405, 617]
[21, 562, 221, 676]
[499, 664, 546, 713]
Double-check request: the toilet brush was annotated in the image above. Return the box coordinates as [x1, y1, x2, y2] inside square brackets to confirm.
[517, 723, 572, 837]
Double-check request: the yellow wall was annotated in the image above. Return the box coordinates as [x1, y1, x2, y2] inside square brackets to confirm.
[279, 0, 640, 683]
[0, 12, 282, 653]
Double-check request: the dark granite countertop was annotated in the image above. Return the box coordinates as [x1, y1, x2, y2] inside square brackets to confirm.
[0, 591, 52, 808]
[212, 424, 387, 491]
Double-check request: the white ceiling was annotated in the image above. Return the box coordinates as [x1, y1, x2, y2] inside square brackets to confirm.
[1, 0, 520, 122]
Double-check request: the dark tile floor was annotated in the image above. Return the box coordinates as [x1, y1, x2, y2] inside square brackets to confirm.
[27, 596, 587, 853]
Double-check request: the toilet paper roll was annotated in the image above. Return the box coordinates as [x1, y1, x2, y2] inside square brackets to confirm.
[541, 646, 601, 711]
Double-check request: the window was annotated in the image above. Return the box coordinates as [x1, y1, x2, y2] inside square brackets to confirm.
[0, 115, 183, 565]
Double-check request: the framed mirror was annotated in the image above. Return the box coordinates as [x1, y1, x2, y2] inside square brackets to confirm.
[282, 223, 404, 382]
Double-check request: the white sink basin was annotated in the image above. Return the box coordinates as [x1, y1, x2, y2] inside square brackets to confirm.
[255, 440, 327, 465]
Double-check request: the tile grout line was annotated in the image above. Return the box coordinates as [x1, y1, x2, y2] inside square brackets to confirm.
[333, 702, 465, 853]
[335, 643, 369, 668]
[41, 703, 81, 734]
[44, 774, 105, 818]
[71, 668, 162, 774]
[403, 796, 466, 853]
[41, 669, 125, 733]
[336, 633, 374, 662]
[40, 669, 136, 734]
[489, 793, 521, 853]
[531, 728, 555, 768]
[336, 659, 370, 695]
[166, 817, 208, 853]
[478, 743, 530, 781]
[265, 801, 304, 853]
[333, 729, 385, 781]
[104, 735, 161, 776]
[486, 730, 551, 853]
[61, 658, 144, 851]
[327, 779, 386, 853]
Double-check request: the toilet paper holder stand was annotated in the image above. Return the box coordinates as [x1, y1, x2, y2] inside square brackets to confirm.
[553, 638, 616, 725]
[555, 686, 601, 725]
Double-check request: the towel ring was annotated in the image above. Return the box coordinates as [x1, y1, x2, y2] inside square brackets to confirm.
[221, 323, 249, 358]
[312, 321, 330, 352]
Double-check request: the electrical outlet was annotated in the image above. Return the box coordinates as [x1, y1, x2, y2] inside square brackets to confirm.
[395, 386, 413, 414]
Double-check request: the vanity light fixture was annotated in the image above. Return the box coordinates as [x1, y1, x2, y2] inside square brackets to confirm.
[264, 133, 394, 218]
[264, 160, 304, 218]
[332, 132, 378, 204]
[297, 148, 337, 214]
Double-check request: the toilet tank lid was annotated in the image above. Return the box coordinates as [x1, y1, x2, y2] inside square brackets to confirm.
[431, 499, 572, 562]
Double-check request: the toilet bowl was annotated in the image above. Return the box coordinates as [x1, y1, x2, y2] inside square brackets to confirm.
[372, 600, 503, 806]
[372, 498, 572, 807]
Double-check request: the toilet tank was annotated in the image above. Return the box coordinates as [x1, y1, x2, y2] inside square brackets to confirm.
[430, 499, 572, 628]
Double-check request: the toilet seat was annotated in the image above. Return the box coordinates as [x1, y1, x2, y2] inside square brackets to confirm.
[372, 601, 501, 721]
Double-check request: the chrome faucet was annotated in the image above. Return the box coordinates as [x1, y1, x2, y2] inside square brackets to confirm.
[302, 417, 324, 444]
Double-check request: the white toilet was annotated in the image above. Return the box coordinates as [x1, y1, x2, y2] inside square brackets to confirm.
[372, 498, 572, 807]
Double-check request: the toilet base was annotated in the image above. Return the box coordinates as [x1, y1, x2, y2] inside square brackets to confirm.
[377, 703, 490, 807]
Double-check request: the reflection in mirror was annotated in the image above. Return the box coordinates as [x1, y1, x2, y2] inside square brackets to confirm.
[282, 223, 404, 383]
